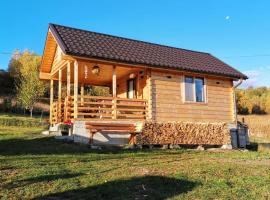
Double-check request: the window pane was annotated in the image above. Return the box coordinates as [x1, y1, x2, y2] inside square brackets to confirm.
[195, 78, 204, 102]
[185, 77, 194, 101]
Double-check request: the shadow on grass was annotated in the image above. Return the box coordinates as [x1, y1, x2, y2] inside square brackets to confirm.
[34, 175, 199, 200]
[0, 136, 194, 156]
[5, 173, 83, 189]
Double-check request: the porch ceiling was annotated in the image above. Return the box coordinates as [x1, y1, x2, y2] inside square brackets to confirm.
[52, 60, 143, 86]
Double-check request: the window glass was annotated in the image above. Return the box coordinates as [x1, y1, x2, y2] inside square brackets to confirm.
[195, 78, 204, 102]
[185, 77, 194, 101]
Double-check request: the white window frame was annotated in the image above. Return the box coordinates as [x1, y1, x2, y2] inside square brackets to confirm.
[182, 75, 207, 103]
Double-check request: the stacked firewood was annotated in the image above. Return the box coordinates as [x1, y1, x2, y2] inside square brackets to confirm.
[136, 121, 230, 145]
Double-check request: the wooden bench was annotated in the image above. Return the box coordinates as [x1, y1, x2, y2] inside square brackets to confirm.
[85, 122, 137, 144]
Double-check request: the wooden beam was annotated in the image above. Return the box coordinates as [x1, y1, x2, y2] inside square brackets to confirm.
[58, 69, 62, 102]
[112, 66, 117, 97]
[67, 61, 71, 96]
[146, 69, 152, 120]
[58, 69, 62, 122]
[39, 72, 57, 80]
[74, 60, 79, 118]
[112, 66, 117, 119]
[50, 79, 54, 125]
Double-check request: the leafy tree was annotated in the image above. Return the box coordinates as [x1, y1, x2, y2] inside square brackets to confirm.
[8, 49, 22, 79]
[236, 87, 270, 115]
[15, 50, 45, 117]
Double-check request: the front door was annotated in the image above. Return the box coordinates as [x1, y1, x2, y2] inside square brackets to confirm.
[127, 79, 136, 99]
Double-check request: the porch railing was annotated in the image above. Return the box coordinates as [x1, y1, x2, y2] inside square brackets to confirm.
[71, 96, 147, 121]
[51, 101, 64, 124]
[51, 95, 148, 124]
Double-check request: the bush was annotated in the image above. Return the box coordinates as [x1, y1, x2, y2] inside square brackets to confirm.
[0, 117, 48, 128]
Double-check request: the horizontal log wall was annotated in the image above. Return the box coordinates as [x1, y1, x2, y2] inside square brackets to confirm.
[151, 70, 234, 123]
[137, 121, 231, 145]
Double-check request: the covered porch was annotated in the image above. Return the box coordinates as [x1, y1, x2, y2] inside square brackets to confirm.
[49, 58, 150, 125]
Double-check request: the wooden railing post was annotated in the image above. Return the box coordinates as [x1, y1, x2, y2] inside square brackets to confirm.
[146, 69, 152, 120]
[113, 98, 117, 119]
[50, 79, 54, 125]
[67, 61, 71, 97]
[74, 61, 79, 119]
[58, 69, 62, 123]
[112, 66, 117, 119]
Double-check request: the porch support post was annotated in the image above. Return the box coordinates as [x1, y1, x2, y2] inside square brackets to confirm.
[112, 66, 117, 97]
[65, 62, 71, 122]
[58, 69, 62, 123]
[67, 61, 71, 97]
[50, 79, 54, 125]
[146, 69, 152, 120]
[74, 60, 79, 119]
[80, 84, 84, 106]
[112, 66, 117, 119]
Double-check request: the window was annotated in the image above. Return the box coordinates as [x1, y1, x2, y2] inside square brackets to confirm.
[185, 77, 194, 101]
[195, 78, 204, 102]
[184, 76, 205, 102]
[127, 79, 136, 99]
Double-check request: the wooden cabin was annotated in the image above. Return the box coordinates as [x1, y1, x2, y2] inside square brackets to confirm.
[40, 24, 247, 145]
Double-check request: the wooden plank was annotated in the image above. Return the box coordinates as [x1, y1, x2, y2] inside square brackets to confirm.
[117, 114, 146, 117]
[77, 107, 113, 111]
[117, 103, 146, 107]
[112, 65, 117, 97]
[116, 108, 145, 112]
[112, 66, 117, 119]
[74, 60, 78, 118]
[49, 79, 54, 124]
[116, 98, 147, 102]
[73, 113, 113, 117]
[58, 69, 62, 122]
[77, 101, 113, 106]
[67, 61, 71, 96]
[75, 95, 113, 100]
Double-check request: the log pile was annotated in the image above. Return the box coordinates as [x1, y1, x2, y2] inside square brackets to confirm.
[136, 121, 230, 145]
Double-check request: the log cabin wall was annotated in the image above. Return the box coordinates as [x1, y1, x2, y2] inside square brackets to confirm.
[151, 70, 234, 123]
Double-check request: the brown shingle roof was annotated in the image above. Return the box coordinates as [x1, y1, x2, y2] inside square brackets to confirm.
[49, 23, 247, 79]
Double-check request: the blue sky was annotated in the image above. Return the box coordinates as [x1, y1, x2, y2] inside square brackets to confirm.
[1, 0, 270, 88]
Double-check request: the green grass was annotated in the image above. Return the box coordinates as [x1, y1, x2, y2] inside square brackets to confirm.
[0, 126, 270, 199]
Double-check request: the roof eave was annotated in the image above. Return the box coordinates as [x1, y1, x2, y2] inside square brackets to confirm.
[65, 51, 248, 80]
[48, 23, 68, 54]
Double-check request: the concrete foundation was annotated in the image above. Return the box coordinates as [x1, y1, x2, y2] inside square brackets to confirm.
[72, 121, 132, 145]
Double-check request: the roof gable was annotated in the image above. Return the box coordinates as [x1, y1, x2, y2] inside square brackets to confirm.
[46, 23, 247, 79]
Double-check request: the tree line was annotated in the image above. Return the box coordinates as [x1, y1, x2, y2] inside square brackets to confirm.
[236, 87, 270, 115]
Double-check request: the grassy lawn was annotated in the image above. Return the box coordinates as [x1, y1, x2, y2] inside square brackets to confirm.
[0, 126, 270, 199]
